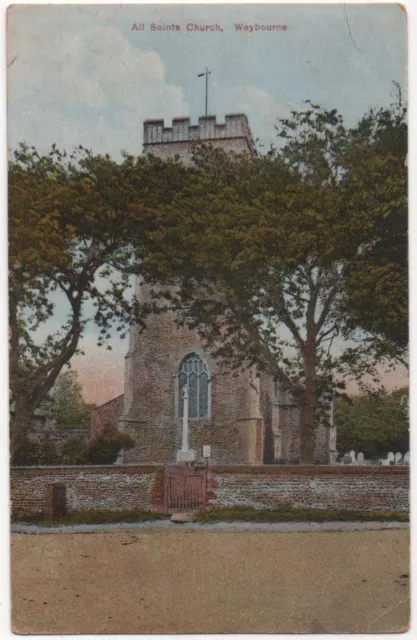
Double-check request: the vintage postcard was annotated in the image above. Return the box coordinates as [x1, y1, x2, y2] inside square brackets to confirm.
[8, 3, 409, 634]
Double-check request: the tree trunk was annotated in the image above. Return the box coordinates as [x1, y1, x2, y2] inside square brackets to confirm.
[299, 399, 315, 464]
[10, 400, 36, 464]
[299, 329, 317, 464]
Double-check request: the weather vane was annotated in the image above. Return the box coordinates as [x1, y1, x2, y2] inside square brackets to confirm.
[197, 66, 212, 116]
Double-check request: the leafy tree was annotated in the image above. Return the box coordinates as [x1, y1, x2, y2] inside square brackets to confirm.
[135, 100, 407, 463]
[9, 145, 176, 462]
[335, 388, 409, 458]
[48, 369, 95, 429]
[338, 88, 408, 361]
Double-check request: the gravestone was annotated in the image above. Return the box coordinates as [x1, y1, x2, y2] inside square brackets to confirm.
[357, 452, 365, 465]
[349, 449, 356, 463]
[44, 483, 66, 518]
[387, 452, 395, 465]
[378, 458, 390, 466]
[404, 451, 410, 465]
[394, 452, 402, 465]
[343, 453, 351, 465]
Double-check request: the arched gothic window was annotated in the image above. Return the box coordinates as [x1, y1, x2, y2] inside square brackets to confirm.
[178, 353, 209, 419]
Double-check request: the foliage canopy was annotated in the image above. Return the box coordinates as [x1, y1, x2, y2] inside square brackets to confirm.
[335, 388, 409, 458]
[8, 144, 178, 461]
[133, 99, 407, 462]
[45, 369, 96, 429]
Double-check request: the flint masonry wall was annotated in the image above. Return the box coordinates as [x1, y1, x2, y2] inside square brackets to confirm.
[10, 465, 164, 517]
[207, 466, 409, 512]
[11, 465, 409, 518]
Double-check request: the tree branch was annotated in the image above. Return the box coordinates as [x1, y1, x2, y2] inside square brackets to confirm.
[315, 284, 339, 334]
[316, 321, 339, 346]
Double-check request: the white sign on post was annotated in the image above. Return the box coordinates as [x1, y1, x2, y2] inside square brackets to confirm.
[203, 445, 212, 458]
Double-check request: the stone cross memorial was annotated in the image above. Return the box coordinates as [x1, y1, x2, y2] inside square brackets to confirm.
[176, 385, 195, 463]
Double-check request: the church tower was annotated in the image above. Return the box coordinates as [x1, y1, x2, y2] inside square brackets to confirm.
[119, 114, 267, 465]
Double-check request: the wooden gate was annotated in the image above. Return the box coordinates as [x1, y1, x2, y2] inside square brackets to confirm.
[164, 466, 207, 513]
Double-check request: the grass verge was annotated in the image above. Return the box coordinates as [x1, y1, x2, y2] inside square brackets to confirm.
[194, 506, 409, 523]
[12, 506, 409, 526]
[12, 509, 169, 526]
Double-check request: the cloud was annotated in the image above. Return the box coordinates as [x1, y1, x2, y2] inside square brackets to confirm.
[228, 85, 292, 149]
[7, 13, 188, 158]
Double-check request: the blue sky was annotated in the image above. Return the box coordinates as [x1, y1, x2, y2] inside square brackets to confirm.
[8, 4, 406, 157]
[6, 4, 408, 402]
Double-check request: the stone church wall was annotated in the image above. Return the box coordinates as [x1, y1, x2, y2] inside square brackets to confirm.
[314, 421, 331, 465]
[120, 307, 261, 464]
[143, 114, 256, 162]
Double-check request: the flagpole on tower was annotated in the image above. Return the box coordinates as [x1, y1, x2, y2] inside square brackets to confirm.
[197, 66, 211, 116]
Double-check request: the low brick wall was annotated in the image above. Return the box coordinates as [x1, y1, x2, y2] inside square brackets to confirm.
[207, 466, 410, 512]
[10, 465, 165, 517]
[11, 464, 409, 519]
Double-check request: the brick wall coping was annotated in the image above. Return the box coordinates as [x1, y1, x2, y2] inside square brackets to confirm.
[10, 464, 164, 473]
[209, 465, 409, 475]
[10, 464, 409, 476]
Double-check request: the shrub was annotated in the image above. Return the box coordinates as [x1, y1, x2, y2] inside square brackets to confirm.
[88, 424, 135, 464]
[12, 424, 134, 466]
[60, 436, 90, 465]
[13, 436, 61, 466]
[12, 438, 41, 466]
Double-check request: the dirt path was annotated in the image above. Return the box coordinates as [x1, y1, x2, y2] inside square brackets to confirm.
[11, 529, 410, 634]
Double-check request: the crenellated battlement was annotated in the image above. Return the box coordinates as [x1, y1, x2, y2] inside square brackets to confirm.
[143, 113, 255, 154]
